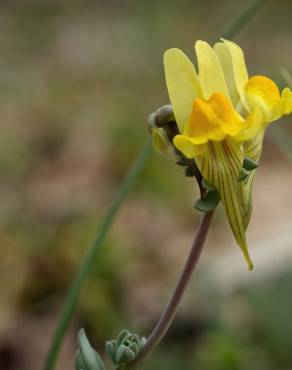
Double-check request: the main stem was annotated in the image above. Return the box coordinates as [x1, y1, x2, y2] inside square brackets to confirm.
[122, 210, 214, 370]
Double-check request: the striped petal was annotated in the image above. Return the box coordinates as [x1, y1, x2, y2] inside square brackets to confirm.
[239, 131, 265, 229]
[195, 41, 231, 101]
[164, 48, 202, 132]
[195, 139, 253, 270]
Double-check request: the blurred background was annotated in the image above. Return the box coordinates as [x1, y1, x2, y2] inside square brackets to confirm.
[0, 1, 292, 369]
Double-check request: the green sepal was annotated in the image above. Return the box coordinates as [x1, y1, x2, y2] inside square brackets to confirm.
[76, 329, 105, 370]
[116, 345, 136, 364]
[238, 168, 249, 182]
[243, 157, 258, 171]
[128, 342, 139, 356]
[194, 188, 221, 212]
[116, 330, 131, 346]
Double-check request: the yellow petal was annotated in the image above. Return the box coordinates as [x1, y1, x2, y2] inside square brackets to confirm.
[214, 42, 239, 105]
[245, 76, 292, 124]
[195, 140, 253, 270]
[164, 48, 202, 132]
[266, 87, 292, 121]
[173, 135, 206, 158]
[180, 93, 243, 146]
[222, 39, 249, 111]
[245, 75, 281, 121]
[195, 41, 230, 101]
[234, 107, 263, 142]
[281, 87, 292, 115]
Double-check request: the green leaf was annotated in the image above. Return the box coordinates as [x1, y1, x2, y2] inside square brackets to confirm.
[243, 157, 258, 171]
[237, 168, 249, 182]
[78, 329, 105, 370]
[116, 345, 136, 364]
[132, 334, 141, 345]
[75, 350, 85, 370]
[105, 341, 117, 364]
[194, 189, 221, 212]
[128, 342, 139, 356]
[116, 330, 131, 346]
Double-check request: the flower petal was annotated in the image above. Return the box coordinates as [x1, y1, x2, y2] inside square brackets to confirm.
[265, 88, 292, 122]
[164, 48, 202, 132]
[184, 93, 243, 141]
[195, 140, 253, 270]
[245, 75, 281, 121]
[222, 39, 249, 111]
[173, 135, 206, 157]
[239, 131, 265, 229]
[195, 41, 231, 101]
[282, 87, 292, 114]
[214, 42, 239, 105]
[234, 107, 263, 142]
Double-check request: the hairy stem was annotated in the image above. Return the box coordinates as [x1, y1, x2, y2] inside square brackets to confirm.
[121, 210, 214, 370]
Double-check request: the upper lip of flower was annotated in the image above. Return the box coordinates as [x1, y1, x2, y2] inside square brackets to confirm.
[163, 38, 292, 145]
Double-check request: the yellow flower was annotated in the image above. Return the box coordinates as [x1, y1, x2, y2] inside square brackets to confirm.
[162, 39, 292, 270]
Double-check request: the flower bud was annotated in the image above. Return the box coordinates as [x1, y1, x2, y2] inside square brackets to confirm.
[155, 105, 174, 127]
[105, 329, 146, 366]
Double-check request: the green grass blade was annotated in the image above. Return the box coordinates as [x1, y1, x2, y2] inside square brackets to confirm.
[43, 138, 152, 370]
[220, 0, 267, 39]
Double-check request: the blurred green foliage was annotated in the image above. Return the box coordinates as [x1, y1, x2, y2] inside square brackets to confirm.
[0, 1, 292, 370]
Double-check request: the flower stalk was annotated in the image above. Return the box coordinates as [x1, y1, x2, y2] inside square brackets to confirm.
[120, 210, 214, 370]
